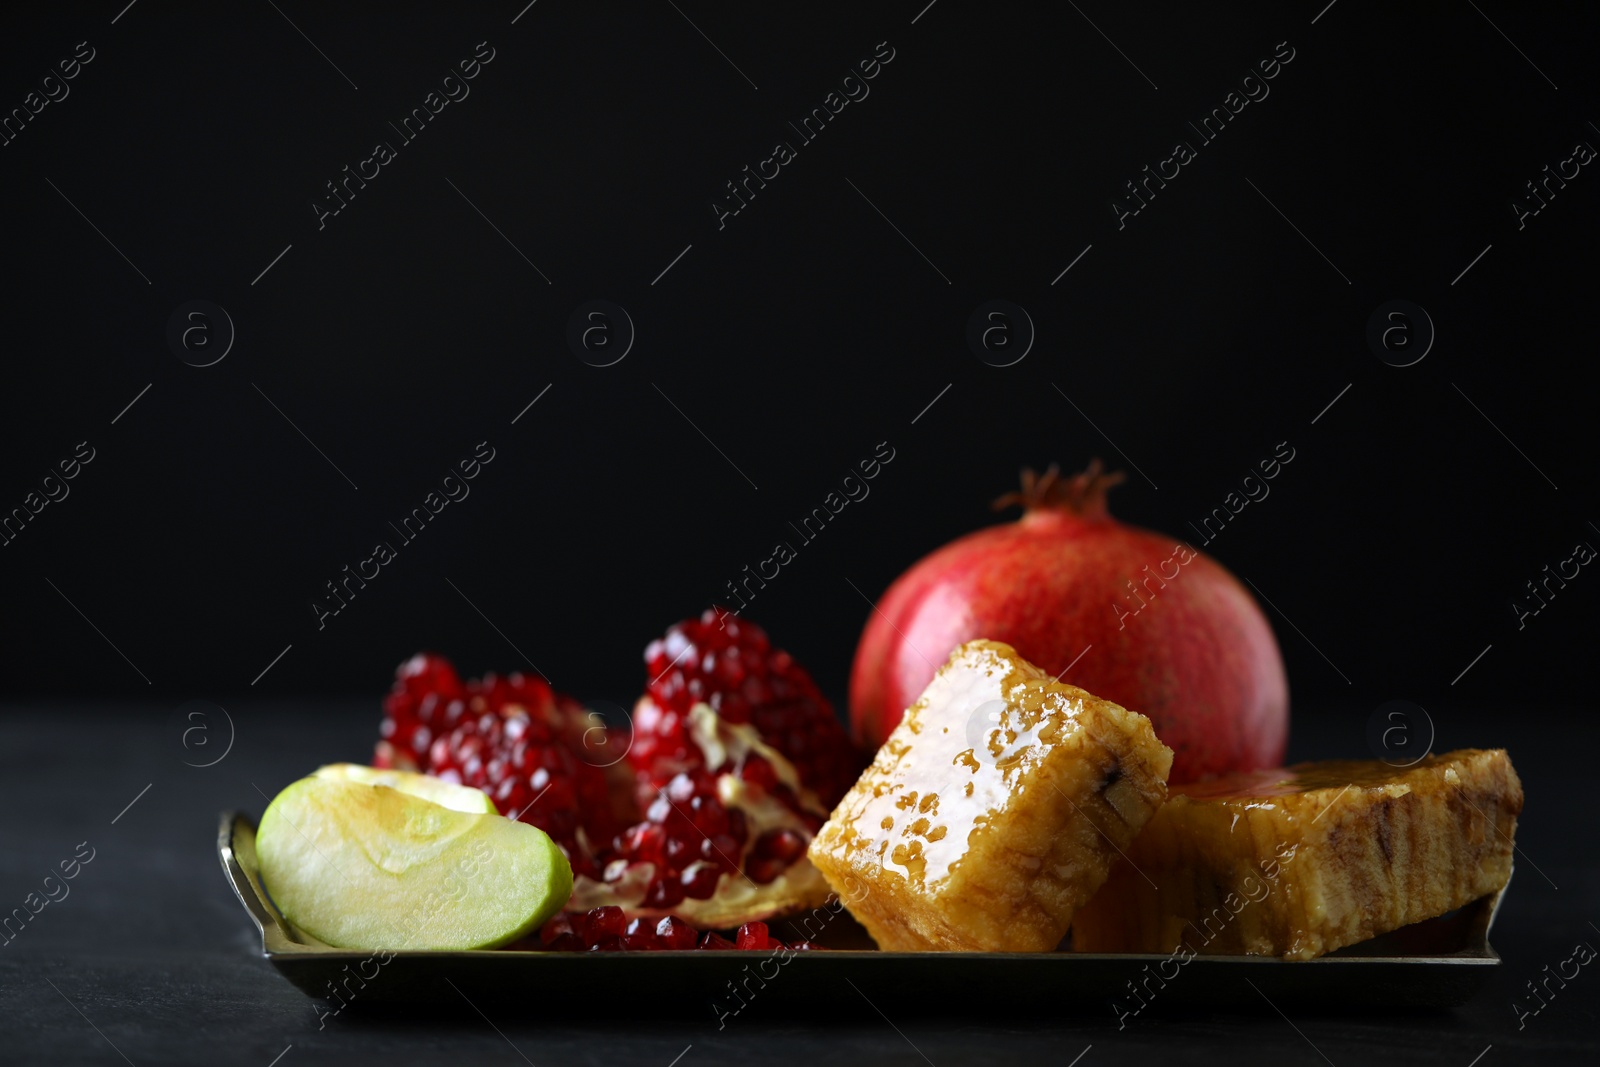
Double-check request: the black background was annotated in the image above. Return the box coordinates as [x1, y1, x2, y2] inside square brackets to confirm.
[3, 4, 1599, 1065]
[2, 1, 1597, 719]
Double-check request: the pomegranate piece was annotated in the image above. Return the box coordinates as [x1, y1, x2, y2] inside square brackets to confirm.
[374, 653, 625, 874]
[698, 931, 736, 950]
[634, 610, 862, 806]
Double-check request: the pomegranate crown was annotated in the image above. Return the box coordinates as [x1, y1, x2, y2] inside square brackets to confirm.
[992, 459, 1125, 518]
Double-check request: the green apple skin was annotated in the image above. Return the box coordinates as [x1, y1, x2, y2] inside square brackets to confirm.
[257, 777, 572, 951]
[313, 762, 496, 814]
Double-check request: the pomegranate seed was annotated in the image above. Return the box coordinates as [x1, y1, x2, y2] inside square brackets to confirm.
[764, 828, 807, 862]
[664, 837, 693, 865]
[666, 772, 697, 804]
[584, 906, 626, 945]
[539, 914, 575, 946]
[546, 932, 584, 952]
[741, 754, 779, 792]
[503, 713, 528, 743]
[744, 856, 784, 885]
[623, 917, 658, 951]
[642, 877, 686, 909]
[655, 916, 698, 950]
[746, 827, 809, 884]
[698, 931, 736, 950]
[736, 922, 770, 951]
[681, 863, 721, 900]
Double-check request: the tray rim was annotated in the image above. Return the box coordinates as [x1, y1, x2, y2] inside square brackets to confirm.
[218, 809, 1504, 967]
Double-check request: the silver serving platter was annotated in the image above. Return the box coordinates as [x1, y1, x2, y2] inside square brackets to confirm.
[218, 811, 1503, 1018]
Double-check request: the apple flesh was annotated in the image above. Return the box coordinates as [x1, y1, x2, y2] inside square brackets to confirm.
[313, 762, 495, 814]
[257, 776, 572, 951]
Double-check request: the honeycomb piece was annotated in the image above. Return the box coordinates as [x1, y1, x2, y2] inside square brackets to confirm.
[809, 640, 1172, 951]
[1071, 749, 1523, 960]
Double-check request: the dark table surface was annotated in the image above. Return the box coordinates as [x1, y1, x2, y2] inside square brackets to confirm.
[2, 699, 1595, 1066]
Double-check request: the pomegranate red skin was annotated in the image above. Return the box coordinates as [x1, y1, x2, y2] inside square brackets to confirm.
[849, 504, 1288, 782]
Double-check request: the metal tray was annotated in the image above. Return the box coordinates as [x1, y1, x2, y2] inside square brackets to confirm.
[218, 811, 1503, 1018]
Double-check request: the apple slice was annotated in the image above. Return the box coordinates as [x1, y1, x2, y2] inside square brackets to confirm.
[257, 776, 572, 951]
[313, 762, 495, 814]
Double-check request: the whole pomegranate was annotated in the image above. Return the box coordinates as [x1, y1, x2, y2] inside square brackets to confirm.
[849, 461, 1288, 781]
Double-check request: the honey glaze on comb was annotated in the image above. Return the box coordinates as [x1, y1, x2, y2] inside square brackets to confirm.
[831, 643, 1099, 890]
